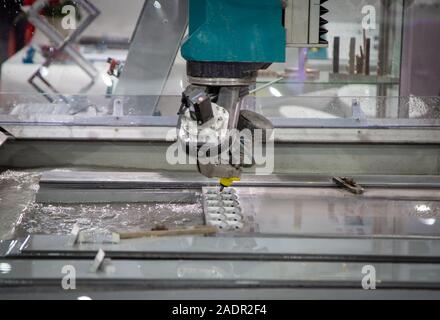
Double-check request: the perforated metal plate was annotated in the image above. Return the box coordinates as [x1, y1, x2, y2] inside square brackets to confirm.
[202, 187, 257, 233]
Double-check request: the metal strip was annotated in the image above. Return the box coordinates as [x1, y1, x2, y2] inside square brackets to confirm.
[273, 128, 440, 144]
[2, 259, 440, 288]
[3, 278, 440, 292]
[5, 115, 440, 128]
[12, 235, 440, 260]
[1, 141, 438, 174]
[36, 188, 198, 204]
[270, 117, 440, 129]
[1, 286, 440, 300]
[18, 250, 440, 264]
[0, 125, 175, 142]
[38, 171, 440, 190]
[0, 115, 178, 127]
[3, 125, 440, 144]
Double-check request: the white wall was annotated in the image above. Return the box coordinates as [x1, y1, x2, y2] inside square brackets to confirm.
[83, 0, 145, 39]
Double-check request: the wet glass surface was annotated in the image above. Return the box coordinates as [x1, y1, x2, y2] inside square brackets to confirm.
[2, 169, 440, 240]
[0, 170, 204, 239]
[237, 187, 440, 237]
[2, 94, 440, 122]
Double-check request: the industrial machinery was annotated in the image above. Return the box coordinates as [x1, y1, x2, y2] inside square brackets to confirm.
[1, 0, 440, 300]
[177, 0, 329, 188]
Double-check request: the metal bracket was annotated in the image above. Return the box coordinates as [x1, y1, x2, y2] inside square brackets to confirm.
[0, 126, 15, 145]
[352, 99, 366, 121]
[332, 177, 365, 195]
[112, 98, 124, 117]
[68, 224, 81, 246]
[25, 0, 100, 101]
[78, 231, 120, 244]
[68, 223, 120, 246]
[89, 249, 115, 274]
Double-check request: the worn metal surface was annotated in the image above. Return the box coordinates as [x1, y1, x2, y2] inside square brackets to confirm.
[36, 188, 199, 204]
[5, 169, 440, 242]
[3, 122, 440, 144]
[33, 171, 440, 240]
[0, 170, 205, 240]
[3, 167, 440, 298]
[1, 140, 440, 175]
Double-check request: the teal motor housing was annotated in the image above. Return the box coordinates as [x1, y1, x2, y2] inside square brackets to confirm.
[181, 0, 286, 64]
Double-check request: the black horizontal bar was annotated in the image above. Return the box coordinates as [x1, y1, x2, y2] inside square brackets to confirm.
[9, 250, 440, 265]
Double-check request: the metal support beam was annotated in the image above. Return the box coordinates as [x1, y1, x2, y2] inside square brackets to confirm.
[115, 0, 189, 115]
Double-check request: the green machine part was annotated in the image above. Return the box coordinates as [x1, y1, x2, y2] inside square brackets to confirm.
[181, 0, 286, 64]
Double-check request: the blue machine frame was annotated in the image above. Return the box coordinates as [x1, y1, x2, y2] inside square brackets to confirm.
[181, 0, 286, 63]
